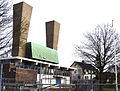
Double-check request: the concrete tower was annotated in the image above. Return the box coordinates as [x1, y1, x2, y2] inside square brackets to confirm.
[12, 2, 32, 57]
[46, 20, 60, 50]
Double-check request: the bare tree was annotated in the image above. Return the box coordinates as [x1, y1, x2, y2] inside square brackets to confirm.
[0, 0, 13, 57]
[75, 24, 120, 83]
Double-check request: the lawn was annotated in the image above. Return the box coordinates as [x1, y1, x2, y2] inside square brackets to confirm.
[96, 88, 120, 91]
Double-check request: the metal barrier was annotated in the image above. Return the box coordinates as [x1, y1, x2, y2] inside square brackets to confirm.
[0, 78, 120, 91]
[0, 63, 120, 91]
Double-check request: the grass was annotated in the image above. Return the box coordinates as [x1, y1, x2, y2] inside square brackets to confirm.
[96, 88, 120, 91]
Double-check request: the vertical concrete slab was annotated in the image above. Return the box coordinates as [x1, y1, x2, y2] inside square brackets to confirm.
[46, 21, 60, 50]
[12, 2, 32, 57]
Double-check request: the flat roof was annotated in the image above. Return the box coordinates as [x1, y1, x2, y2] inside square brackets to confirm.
[0, 56, 75, 71]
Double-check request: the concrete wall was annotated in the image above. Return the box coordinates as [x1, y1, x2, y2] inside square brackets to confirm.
[46, 21, 60, 50]
[16, 68, 37, 84]
[3, 64, 16, 83]
[12, 2, 32, 57]
[3, 64, 37, 84]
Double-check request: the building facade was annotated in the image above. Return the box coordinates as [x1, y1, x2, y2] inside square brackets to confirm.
[0, 2, 75, 90]
[70, 61, 96, 83]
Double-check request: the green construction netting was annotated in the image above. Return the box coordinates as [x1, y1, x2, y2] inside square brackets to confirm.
[26, 42, 59, 64]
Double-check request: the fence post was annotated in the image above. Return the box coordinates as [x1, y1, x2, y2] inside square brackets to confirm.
[91, 71, 93, 91]
[50, 68, 51, 91]
[40, 64, 42, 91]
[76, 82, 78, 91]
[0, 64, 1, 91]
[0, 63, 3, 91]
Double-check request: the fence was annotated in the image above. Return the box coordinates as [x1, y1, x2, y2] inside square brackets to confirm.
[0, 78, 76, 91]
[74, 83, 120, 91]
[0, 78, 120, 91]
[72, 80, 120, 91]
[0, 62, 120, 91]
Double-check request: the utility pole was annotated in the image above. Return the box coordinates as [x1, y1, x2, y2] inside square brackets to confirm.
[114, 35, 118, 91]
[112, 20, 118, 91]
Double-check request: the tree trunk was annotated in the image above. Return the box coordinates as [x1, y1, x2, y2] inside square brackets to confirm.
[99, 71, 103, 90]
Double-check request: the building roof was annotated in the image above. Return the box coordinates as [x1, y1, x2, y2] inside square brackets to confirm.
[71, 61, 96, 71]
[0, 56, 75, 71]
[26, 42, 59, 64]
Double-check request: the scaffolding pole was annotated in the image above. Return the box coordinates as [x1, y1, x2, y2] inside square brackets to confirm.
[0, 64, 3, 91]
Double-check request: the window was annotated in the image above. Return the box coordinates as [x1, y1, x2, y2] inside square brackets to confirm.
[78, 69, 81, 73]
[78, 75, 81, 79]
[85, 76, 89, 80]
[89, 70, 91, 73]
[74, 70, 77, 74]
[118, 63, 120, 67]
[9, 68, 11, 72]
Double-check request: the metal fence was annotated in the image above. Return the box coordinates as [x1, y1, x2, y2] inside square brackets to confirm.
[74, 83, 120, 91]
[0, 79, 75, 91]
[0, 63, 120, 91]
[0, 78, 120, 91]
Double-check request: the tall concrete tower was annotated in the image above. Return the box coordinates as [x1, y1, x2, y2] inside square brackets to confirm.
[12, 2, 32, 57]
[46, 20, 60, 50]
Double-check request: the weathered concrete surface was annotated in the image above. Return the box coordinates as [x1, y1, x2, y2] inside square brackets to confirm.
[12, 2, 32, 57]
[46, 20, 60, 50]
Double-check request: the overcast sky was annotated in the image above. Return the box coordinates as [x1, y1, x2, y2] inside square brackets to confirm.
[13, 0, 120, 67]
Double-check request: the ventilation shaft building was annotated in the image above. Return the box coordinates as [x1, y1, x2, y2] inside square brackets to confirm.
[0, 2, 74, 88]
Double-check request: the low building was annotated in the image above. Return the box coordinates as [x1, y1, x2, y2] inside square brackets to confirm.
[0, 57, 74, 88]
[70, 61, 96, 83]
[0, 2, 75, 90]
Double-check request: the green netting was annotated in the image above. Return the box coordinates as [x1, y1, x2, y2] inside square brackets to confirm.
[26, 42, 59, 64]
